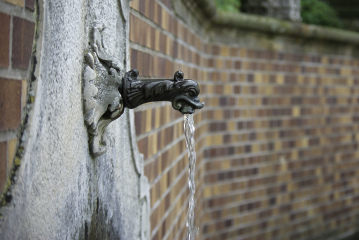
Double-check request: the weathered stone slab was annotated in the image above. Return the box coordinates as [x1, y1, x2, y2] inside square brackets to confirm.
[0, 0, 150, 239]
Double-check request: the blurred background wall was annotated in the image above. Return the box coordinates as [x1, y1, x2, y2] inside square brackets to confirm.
[130, 0, 359, 239]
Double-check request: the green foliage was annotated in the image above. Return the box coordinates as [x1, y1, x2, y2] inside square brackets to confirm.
[214, 0, 349, 30]
[214, 0, 241, 13]
[301, 0, 342, 28]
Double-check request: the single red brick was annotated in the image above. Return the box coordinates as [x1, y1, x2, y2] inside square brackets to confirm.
[157, 3, 162, 26]
[130, 48, 137, 69]
[0, 13, 11, 68]
[142, 52, 150, 76]
[12, 17, 35, 70]
[134, 111, 142, 135]
[139, 0, 145, 15]
[0, 78, 22, 131]
[137, 137, 148, 159]
[0, 141, 7, 193]
[25, 0, 35, 11]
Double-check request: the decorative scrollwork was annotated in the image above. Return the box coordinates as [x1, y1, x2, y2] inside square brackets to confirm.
[83, 25, 204, 157]
[121, 69, 204, 114]
[83, 24, 124, 156]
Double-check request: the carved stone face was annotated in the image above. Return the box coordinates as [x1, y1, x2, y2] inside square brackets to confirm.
[171, 79, 204, 114]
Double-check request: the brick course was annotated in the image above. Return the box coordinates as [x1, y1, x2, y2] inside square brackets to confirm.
[12, 17, 35, 70]
[25, 0, 35, 11]
[0, 78, 22, 131]
[0, 12, 10, 68]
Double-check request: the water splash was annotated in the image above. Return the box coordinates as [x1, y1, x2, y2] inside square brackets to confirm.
[184, 114, 199, 240]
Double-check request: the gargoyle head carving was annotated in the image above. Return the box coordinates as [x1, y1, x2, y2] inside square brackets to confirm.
[171, 71, 204, 114]
[121, 69, 204, 114]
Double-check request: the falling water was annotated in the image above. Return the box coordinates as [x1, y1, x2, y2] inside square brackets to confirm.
[184, 114, 199, 240]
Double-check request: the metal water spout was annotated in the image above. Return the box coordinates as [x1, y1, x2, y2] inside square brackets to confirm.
[83, 25, 204, 156]
[120, 69, 204, 114]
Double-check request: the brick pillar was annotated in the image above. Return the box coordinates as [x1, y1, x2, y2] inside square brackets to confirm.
[241, 0, 301, 21]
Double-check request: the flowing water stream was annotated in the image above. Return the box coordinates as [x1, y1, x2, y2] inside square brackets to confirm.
[184, 114, 199, 240]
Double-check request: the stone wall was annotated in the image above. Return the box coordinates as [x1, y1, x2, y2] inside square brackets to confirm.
[130, 0, 359, 240]
[0, 0, 149, 239]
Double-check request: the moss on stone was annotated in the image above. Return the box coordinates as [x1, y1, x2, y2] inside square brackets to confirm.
[193, 0, 359, 45]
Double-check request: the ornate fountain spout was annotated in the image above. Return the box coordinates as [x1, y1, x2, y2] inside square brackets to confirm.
[82, 24, 204, 156]
[120, 69, 204, 114]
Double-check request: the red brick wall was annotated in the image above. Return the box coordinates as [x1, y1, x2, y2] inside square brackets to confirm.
[201, 50, 359, 240]
[130, 1, 208, 239]
[0, 0, 35, 193]
[130, 0, 359, 240]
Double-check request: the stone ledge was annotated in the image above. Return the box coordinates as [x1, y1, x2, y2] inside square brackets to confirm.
[193, 0, 359, 46]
